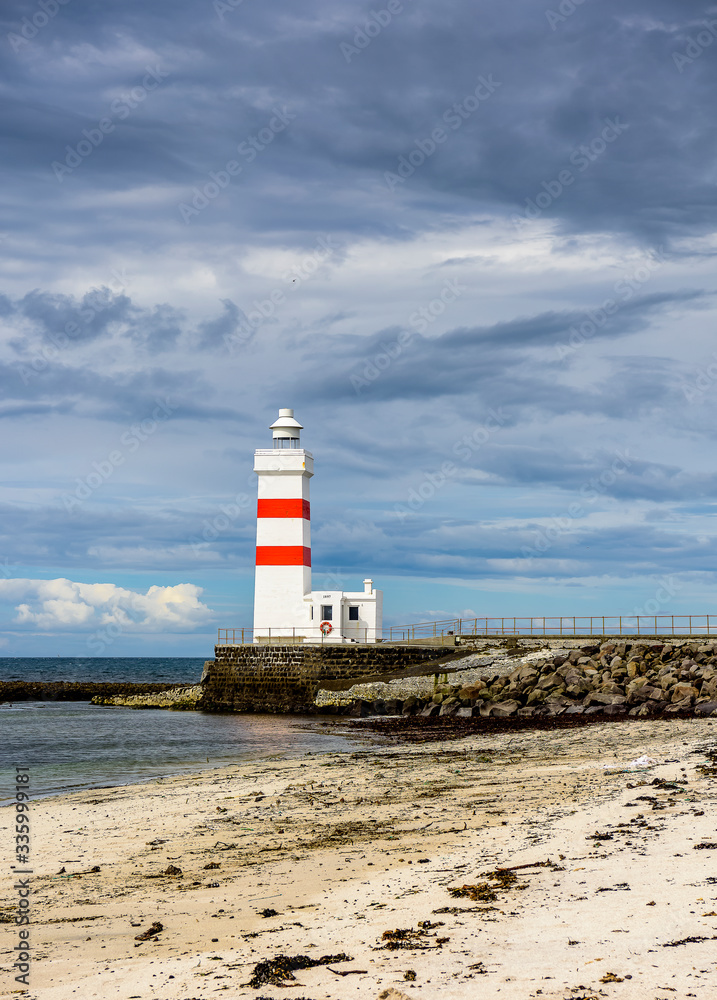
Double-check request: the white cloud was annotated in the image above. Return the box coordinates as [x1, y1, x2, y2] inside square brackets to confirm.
[0, 578, 215, 632]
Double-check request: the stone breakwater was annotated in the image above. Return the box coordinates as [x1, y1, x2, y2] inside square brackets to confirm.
[335, 639, 717, 718]
[0, 681, 184, 703]
[91, 684, 203, 710]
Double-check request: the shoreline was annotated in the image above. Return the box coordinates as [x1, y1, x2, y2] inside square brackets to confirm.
[3, 717, 716, 999]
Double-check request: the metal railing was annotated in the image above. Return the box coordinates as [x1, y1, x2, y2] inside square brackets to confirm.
[218, 615, 717, 646]
[217, 626, 384, 645]
[387, 615, 717, 640]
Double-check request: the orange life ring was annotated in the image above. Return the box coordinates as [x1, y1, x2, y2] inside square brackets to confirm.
[320, 620, 333, 635]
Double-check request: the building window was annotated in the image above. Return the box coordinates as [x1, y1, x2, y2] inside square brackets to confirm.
[348, 606, 359, 621]
[310, 606, 313, 620]
[321, 605, 332, 621]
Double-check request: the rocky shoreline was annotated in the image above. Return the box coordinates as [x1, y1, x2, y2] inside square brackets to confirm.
[337, 638, 717, 719]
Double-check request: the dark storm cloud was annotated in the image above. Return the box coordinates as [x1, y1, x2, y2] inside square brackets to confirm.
[307, 288, 707, 411]
[14, 287, 134, 345]
[197, 299, 250, 350]
[1, 0, 716, 243]
[0, 355, 239, 424]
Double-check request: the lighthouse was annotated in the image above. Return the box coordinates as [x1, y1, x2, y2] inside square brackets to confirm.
[252, 408, 383, 643]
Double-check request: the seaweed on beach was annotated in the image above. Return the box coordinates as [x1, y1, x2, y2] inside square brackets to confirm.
[449, 865, 533, 902]
[661, 934, 717, 948]
[379, 921, 448, 950]
[246, 953, 350, 987]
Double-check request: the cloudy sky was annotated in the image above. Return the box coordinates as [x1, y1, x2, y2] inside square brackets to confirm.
[2, 0, 717, 655]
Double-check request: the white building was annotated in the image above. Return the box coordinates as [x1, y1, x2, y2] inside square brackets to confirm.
[252, 408, 383, 643]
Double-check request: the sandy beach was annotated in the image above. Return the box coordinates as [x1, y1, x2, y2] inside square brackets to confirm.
[3, 717, 717, 1000]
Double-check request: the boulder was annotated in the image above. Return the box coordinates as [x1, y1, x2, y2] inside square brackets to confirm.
[701, 677, 717, 700]
[419, 704, 441, 717]
[603, 704, 627, 715]
[587, 692, 627, 706]
[458, 682, 486, 700]
[566, 678, 592, 698]
[695, 701, 717, 716]
[665, 697, 693, 713]
[537, 671, 563, 690]
[489, 699, 520, 717]
[671, 682, 698, 704]
[526, 688, 548, 706]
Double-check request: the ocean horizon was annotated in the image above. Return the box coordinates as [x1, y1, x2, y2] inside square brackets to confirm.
[0, 656, 206, 685]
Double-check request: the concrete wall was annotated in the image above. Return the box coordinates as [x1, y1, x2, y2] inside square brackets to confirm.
[201, 643, 464, 712]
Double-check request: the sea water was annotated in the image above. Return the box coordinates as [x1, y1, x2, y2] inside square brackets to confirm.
[0, 658, 366, 802]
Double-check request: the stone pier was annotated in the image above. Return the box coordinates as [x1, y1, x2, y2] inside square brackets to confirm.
[200, 643, 465, 712]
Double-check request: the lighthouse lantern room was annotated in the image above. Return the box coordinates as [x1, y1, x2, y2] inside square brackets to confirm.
[252, 408, 382, 643]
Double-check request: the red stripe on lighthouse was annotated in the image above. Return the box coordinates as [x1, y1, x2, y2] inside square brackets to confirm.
[255, 545, 311, 566]
[257, 499, 310, 519]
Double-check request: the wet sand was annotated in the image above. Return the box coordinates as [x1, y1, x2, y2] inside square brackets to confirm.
[3, 717, 717, 999]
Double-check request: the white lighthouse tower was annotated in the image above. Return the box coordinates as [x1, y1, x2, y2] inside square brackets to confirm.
[252, 408, 382, 643]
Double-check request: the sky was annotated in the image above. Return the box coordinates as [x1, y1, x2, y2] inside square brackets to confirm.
[2, 0, 717, 655]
